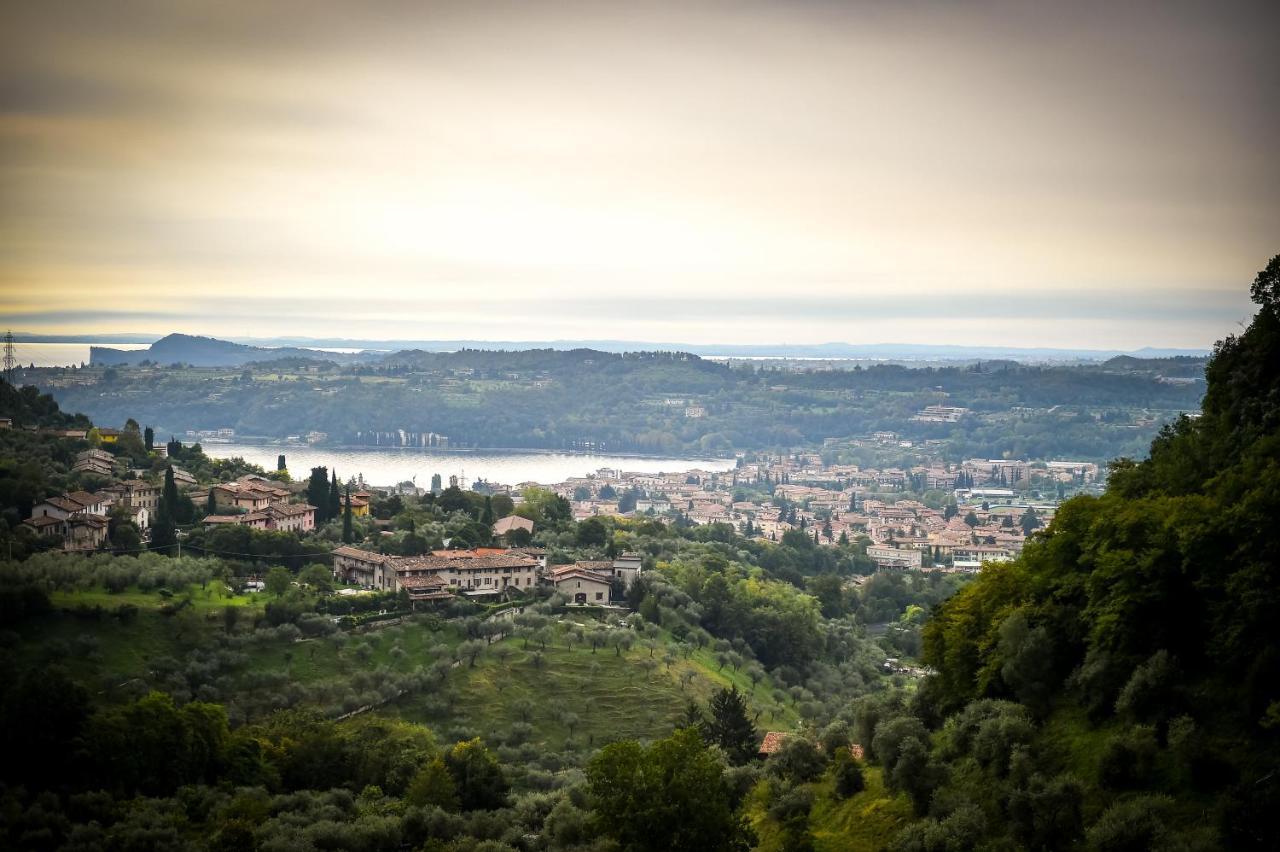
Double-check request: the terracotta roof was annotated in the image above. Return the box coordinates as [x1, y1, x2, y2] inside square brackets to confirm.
[759, 732, 789, 755]
[428, 547, 512, 558]
[332, 545, 391, 563]
[551, 567, 612, 584]
[399, 575, 448, 589]
[493, 515, 534, 534]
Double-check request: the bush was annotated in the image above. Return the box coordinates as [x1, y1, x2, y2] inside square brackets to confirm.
[1098, 726, 1158, 790]
[832, 752, 865, 799]
[767, 783, 814, 823]
[766, 736, 826, 784]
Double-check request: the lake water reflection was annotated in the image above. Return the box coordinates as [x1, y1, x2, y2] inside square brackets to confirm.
[200, 442, 735, 488]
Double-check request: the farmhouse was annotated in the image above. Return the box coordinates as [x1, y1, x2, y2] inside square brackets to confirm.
[549, 563, 613, 604]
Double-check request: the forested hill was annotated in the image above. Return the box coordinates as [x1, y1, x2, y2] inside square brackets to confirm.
[885, 256, 1280, 848]
[39, 344, 1203, 459]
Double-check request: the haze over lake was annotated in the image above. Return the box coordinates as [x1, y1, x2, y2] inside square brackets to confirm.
[8, 342, 150, 368]
[200, 442, 736, 489]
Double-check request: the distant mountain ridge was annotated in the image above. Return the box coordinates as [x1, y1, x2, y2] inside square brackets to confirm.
[90, 334, 374, 367]
[86, 332, 1210, 367]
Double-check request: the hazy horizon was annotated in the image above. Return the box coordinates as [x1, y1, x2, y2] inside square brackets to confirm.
[3, 0, 1277, 349]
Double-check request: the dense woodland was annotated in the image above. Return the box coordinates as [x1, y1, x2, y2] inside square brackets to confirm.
[30, 346, 1204, 461]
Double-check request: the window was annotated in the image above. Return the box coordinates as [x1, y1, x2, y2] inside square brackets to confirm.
[595, 592, 603, 600]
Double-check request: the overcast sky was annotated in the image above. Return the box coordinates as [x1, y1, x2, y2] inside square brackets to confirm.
[1, 0, 1276, 348]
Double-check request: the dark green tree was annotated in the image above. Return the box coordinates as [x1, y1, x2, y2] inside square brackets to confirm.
[705, 685, 758, 764]
[342, 486, 353, 544]
[143, 425, 154, 452]
[306, 467, 329, 522]
[151, 471, 178, 555]
[327, 471, 341, 523]
[1019, 506, 1041, 535]
[587, 728, 750, 852]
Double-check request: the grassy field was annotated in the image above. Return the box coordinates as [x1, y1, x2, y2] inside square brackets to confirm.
[50, 581, 266, 613]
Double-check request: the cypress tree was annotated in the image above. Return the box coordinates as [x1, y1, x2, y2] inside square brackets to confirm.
[328, 471, 341, 522]
[205, 487, 217, 515]
[277, 454, 287, 472]
[307, 467, 329, 521]
[151, 468, 178, 555]
[162, 465, 179, 511]
[143, 426, 154, 452]
[342, 486, 354, 543]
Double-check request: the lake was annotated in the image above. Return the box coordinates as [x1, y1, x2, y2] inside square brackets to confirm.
[7, 342, 150, 367]
[199, 443, 735, 488]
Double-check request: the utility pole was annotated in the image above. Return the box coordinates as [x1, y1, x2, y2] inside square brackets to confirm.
[2, 330, 15, 385]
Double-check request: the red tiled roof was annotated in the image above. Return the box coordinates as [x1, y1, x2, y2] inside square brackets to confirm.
[759, 732, 788, 754]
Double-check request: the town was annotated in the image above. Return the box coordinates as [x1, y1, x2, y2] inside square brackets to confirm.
[17, 410, 1092, 590]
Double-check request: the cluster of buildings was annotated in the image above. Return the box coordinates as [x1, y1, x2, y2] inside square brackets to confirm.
[22, 445, 324, 548]
[197, 475, 317, 533]
[331, 545, 643, 607]
[459, 450, 1101, 574]
[23, 477, 161, 551]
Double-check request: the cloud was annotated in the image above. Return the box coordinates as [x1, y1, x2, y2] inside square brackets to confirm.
[1, 0, 1277, 348]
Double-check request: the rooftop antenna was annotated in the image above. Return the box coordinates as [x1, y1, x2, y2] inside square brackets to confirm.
[2, 331, 15, 385]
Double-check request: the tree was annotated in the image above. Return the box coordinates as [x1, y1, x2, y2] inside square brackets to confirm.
[307, 467, 329, 522]
[577, 517, 608, 546]
[405, 756, 459, 811]
[205, 488, 217, 515]
[1019, 506, 1041, 535]
[1249, 252, 1280, 309]
[963, 510, 979, 527]
[705, 685, 758, 764]
[277, 454, 287, 471]
[766, 735, 826, 784]
[328, 471, 341, 523]
[443, 738, 508, 810]
[342, 486, 354, 544]
[162, 465, 179, 516]
[832, 750, 865, 798]
[151, 477, 178, 555]
[300, 563, 333, 593]
[265, 566, 292, 597]
[144, 425, 154, 452]
[586, 728, 750, 852]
